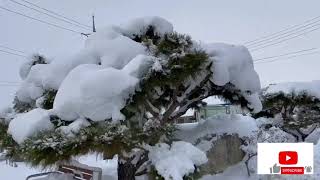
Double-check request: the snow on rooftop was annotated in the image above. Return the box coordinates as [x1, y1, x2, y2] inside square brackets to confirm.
[265, 80, 320, 99]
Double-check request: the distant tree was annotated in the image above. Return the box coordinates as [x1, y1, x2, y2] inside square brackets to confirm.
[254, 87, 320, 142]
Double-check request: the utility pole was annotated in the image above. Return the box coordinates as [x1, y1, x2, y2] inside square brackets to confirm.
[81, 14, 96, 37]
[92, 15, 96, 33]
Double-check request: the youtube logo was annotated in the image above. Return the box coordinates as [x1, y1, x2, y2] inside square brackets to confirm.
[257, 143, 313, 174]
[278, 151, 298, 165]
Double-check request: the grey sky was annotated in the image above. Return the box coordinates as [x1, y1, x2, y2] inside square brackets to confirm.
[1, 0, 320, 108]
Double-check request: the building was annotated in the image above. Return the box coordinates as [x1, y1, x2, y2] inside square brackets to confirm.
[175, 104, 243, 123]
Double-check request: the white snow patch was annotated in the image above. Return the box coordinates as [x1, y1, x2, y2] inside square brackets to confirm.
[176, 114, 258, 144]
[8, 108, 54, 144]
[122, 54, 155, 78]
[0, 161, 42, 180]
[85, 27, 146, 69]
[53, 64, 139, 122]
[147, 141, 207, 180]
[119, 16, 173, 38]
[58, 118, 91, 137]
[0, 106, 16, 123]
[203, 43, 262, 112]
[265, 80, 320, 99]
[76, 153, 118, 180]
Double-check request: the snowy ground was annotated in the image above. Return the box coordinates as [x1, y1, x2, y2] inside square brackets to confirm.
[0, 161, 41, 180]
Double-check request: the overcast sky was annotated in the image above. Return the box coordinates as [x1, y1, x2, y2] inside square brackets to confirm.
[1, 0, 320, 108]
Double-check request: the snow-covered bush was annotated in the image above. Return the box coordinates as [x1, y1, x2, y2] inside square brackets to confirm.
[0, 16, 262, 179]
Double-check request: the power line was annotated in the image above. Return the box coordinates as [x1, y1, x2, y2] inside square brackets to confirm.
[8, 0, 91, 31]
[248, 23, 320, 50]
[0, 44, 27, 54]
[0, 49, 27, 58]
[244, 15, 320, 45]
[19, 0, 91, 29]
[254, 48, 318, 62]
[0, 84, 20, 87]
[255, 51, 320, 64]
[0, 81, 20, 84]
[0, 5, 83, 35]
[250, 26, 320, 52]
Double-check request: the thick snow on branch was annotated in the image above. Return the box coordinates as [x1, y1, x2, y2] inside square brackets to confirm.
[265, 80, 320, 98]
[16, 17, 170, 103]
[146, 141, 207, 180]
[118, 16, 174, 38]
[8, 108, 54, 144]
[203, 43, 262, 112]
[53, 64, 140, 121]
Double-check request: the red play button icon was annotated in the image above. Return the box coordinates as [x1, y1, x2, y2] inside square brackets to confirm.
[279, 151, 298, 165]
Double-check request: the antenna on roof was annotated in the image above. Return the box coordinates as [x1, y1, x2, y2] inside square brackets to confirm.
[92, 14, 96, 33]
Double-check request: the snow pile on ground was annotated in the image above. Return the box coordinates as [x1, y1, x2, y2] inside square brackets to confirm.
[265, 80, 320, 98]
[0, 161, 42, 180]
[147, 141, 207, 180]
[7, 108, 54, 143]
[75, 153, 118, 180]
[176, 114, 258, 144]
[203, 43, 262, 112]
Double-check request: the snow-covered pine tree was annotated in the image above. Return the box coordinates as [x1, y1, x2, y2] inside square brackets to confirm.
[0, 17, 262, 179]
[254, 82, 320, 142]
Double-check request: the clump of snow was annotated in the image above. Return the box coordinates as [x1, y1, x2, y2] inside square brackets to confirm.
[147, 141, 207, 180]
[122, 54, 156, 78]
[0, 106, 16, 123]
[19, 54, 50, 80]
[255, 116, 283, 128]
[203, 43, 262, 112]
[15, 16, 172, 104]
[7, 108, 54, 144]
[265, 80, 320, 99]
[119, 16, 173, 38]
[85, 27, 146, 69]
[203, 96, 226, 105]
[58, 118, 91, 137]
[53, 64, 139, 121]
[176, 114, 258, 144]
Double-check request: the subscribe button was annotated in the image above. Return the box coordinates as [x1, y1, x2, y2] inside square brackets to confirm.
[257, 143, 313, 174]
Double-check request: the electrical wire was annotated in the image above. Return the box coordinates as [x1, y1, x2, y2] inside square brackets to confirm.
[0, 6, 83, 34]
[19, 0, 91, 28]
[8, 0, 91, 31]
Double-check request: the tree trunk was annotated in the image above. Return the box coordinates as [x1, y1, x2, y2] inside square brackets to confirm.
[118, 160, 136, 180]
